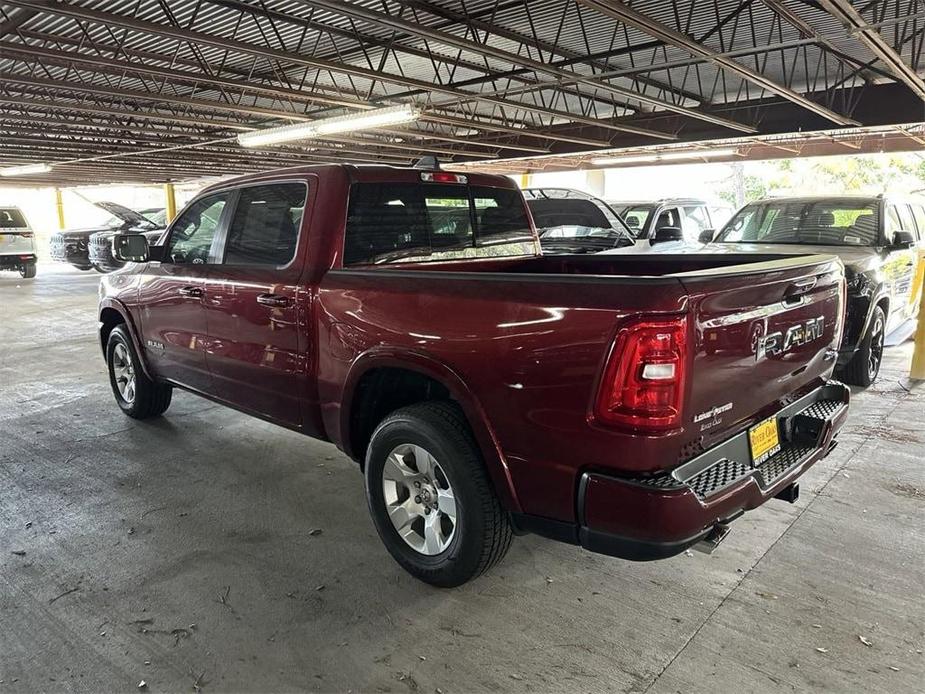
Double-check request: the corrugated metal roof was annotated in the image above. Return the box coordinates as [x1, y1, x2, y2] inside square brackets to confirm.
[0, 0, 922, 185]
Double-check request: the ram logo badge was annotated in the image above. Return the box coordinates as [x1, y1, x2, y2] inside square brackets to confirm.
[757, 316, 825, 361]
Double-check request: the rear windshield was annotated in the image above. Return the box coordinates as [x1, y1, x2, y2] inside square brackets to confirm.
[344, 182, 535, 265]
[717, 200, 881, 246]
[0, 208, 28, 229]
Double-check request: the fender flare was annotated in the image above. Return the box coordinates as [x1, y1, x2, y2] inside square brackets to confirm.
[98, 298, 156, 381]
[340, 347, 523, 514]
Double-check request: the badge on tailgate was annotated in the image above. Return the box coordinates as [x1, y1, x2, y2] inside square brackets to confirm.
[756, 316, 824, 361]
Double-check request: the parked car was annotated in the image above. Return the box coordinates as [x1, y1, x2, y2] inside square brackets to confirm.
[50, 202, 164, 272]
[0, 206, 37, 278]
[523, 188, 635, 253]
[99, 164, 849, 587]
[699, 195, 925, 386]
[89, 208, 167, 272]
[610, 198, 733, 246]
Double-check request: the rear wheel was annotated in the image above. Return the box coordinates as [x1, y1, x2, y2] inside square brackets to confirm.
[19, 262, 36, 279]
[365, 401, 512, 587]
[106, 325, 172, 419]
[843, 305, 886, 387]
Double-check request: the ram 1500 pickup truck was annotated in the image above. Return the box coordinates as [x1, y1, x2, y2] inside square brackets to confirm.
[99, 164, 850, 587]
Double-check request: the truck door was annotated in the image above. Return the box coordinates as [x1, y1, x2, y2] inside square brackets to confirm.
[203, 182, 309, 429]
[137, 191, 231, 392]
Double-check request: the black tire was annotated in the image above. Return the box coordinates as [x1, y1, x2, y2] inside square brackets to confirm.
[106, 324, 172, 419]
[364, 401, 513, 587]
[842, 305, 886, 387]
[75, 265, 93, 271]
[19, 262, 36, 279]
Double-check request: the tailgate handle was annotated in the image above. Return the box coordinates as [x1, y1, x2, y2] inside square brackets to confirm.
[783, 278, 816, 305]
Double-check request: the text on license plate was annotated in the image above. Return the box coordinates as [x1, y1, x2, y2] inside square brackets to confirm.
[748, 416, 781, 466]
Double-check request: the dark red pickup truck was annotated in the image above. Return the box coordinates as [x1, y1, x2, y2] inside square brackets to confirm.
[99, 164, 849, 586]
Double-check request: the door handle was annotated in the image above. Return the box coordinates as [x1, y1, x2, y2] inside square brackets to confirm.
[256, 293, 290, 308]
[178, 286, 202, 298]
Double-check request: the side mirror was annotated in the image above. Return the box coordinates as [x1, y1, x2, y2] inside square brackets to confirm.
[698, 228, 716, 244]
[113, 234, 150, 263]
[652, 226, 683, 244]
[891, 230, 915, 249]
[625, 217, 640, 229]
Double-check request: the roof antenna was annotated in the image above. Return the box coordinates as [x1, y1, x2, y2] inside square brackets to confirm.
[413, 155, 441, 170]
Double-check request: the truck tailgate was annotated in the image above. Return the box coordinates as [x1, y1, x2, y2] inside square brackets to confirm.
[677, 255, 844, 451]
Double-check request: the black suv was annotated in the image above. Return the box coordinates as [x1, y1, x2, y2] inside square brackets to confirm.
[705, 195, 925, 386]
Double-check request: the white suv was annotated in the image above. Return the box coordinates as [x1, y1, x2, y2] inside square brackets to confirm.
[0, 206, 37, 278]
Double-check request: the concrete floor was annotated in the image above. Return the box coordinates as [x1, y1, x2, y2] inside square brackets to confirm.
[1, 263, 923, 694]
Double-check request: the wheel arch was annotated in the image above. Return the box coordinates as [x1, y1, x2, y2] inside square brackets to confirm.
[98, 298, 155, 380]
[340, 349, 522, 513]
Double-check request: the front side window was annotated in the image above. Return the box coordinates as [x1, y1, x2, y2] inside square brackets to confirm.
[223, 183, 306, 266]
[165, 193, 229, 264]
[617, 205, 654, 237]
[653, 207, 681, 231]
[717, 200, 881, 246]
[344, 183, 534, 265]
[910, 204, 925, 241]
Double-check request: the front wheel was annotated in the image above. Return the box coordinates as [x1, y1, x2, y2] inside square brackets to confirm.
[365, 401, 512, 587]
[106, 325, 172, 419]
[842, 305, 886, 387]
[19, 262, 36, 279]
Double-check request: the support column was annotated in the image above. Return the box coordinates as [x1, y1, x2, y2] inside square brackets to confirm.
[164, 182, 177, 222]
[519, 173, 531, 189]
[55, 188, 65, 230]
[910, 250, 925, 381]
[585, 169, 605, 197]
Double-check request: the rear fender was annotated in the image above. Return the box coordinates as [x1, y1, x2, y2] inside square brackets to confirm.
[98, 298, 155, 381]
[341, 348, 522, 514]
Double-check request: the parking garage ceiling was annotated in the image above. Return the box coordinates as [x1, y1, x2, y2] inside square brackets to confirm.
[0, 0, 923, 186]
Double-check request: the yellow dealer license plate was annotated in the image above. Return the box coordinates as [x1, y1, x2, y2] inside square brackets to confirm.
[748, 416, 781, 466]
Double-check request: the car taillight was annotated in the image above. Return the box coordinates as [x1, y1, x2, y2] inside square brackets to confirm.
[593, 316, 688, 432]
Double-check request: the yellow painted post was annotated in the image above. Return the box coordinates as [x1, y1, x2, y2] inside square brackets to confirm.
[519, 173, 530, 189]
[163, 182, 177, 222]
[910, 250, 925, 381]
[55, 188, 66, 229]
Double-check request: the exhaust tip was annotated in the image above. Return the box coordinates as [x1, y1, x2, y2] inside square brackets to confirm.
[692, 523, 730, 555]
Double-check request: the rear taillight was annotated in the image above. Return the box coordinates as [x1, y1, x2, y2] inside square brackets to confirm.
[593, 317, 688, 432]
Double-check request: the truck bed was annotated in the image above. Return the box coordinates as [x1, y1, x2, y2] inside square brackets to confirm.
[320, 252, 845, 523]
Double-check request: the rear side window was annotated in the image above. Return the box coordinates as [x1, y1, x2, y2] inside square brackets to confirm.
[0, 208, 27, 229]
[224, 183, 306, 266]
[344, 183, 534, 265]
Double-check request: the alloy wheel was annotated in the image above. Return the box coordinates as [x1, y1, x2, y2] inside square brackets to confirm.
[381, 443, 457, 556]
[868, 315, 884, 380]
[112, 342, 136, 404]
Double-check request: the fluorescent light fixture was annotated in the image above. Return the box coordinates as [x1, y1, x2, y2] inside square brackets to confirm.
[238, 105, 421, 148]
[592, 148, 738, 167]
[0, 162, 52, 177]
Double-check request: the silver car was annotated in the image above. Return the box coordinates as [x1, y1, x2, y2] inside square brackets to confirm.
[0, 206, 37, 279]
